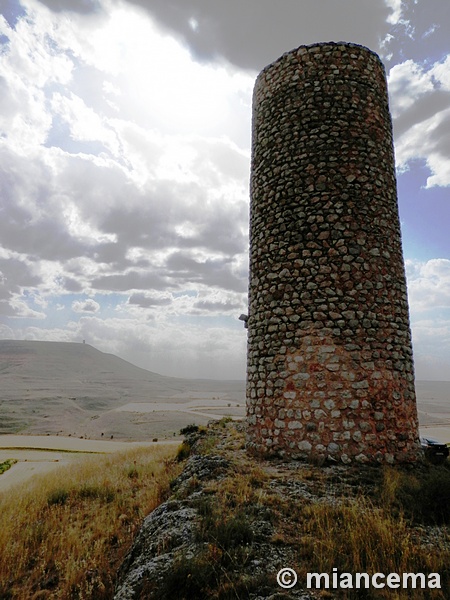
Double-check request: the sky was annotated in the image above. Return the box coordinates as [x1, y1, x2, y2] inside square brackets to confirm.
[0, 0, 449, 380]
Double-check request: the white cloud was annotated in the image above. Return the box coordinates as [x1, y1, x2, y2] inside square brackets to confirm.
[388, 60, 434, 118]
[389, 56, 450, 186]
[406, 259, 450, 380]
[0, 0, 251, 315]
[50, 91, 121, 155]
[9, 314, 247, 379]
[406, 258, 450, 311]
[384, 0, 403, 25]
[410, 319, 450, 381]
[431, 54, 450, 91]
[394, 105, 450, 186]
[72, 299, 101, 313]
[0, 7, 73, 151]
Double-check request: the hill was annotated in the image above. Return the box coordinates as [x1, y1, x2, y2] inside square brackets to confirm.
[0, 340, 245, 440]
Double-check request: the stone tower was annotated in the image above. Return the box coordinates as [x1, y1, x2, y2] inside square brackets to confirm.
[246, 42, 420, 464]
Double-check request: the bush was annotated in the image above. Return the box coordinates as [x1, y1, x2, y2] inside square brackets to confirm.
[388, 465, 450, 524]
[176, 442, 192, 462]
[151, 550, 273, 600]
[205, 513, 254, 551]
[180, 424, 199, 435]
[0, 459, 17, 475]
[127, 467, 139, 479]
[76, 484, 115, 503]
[47, 488, 69, 506]
[151, 552, 217, 600]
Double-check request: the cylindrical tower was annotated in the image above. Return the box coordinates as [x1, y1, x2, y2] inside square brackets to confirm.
[246, 42, 421, 464]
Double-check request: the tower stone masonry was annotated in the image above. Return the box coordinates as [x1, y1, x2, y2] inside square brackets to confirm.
[246, 42, 421, 464]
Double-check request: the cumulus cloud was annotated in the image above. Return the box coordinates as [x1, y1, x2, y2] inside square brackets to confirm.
[192, 290, 243, 314]
[0, 2, 250, 309]
[394, 105, 450, 187]
[384, 0, 403, 25]
[71, 298, 101, 313]
[128, 292, 173, 308]
[406, 259, 450, 312]
[388, 60, 434, 118]
[388, 54, 450, 187]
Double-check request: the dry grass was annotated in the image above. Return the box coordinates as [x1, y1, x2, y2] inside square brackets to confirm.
[165, 422, 450, 600]
[0, 445, 181, 600]
[2, 420, 450, 600]
[295, 500, 449, 599]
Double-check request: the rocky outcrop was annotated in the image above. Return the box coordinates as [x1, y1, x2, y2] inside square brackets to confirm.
[115, 421, 449, 599]
[114, 431, 316, 599]
[114, 455, 229, 599]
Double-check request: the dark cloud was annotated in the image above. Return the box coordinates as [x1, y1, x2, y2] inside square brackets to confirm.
[36, 0, 103, 14]
[128, 292, 172, 308]
[58, 276, 83, 292]
[0, 257, 42, 291]
[99, 186, 248, 256]
[0, 300, 22, 316]
[126, 0, 393, 71]
[0, 150, 93, 261]
[393, 89, 450, 139]
[0, 256, 42, 316]
[91, 271, 171, 292]
[2, 212, 88, 261]
[93, 242, 130, 267]
[99, 204, 181, 252]
[165, 251, 246, 292]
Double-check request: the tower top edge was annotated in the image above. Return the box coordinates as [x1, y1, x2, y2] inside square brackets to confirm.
[257, 41, 384, 79]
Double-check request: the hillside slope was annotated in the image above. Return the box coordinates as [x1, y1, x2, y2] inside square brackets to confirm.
[0, 340, 245, 439]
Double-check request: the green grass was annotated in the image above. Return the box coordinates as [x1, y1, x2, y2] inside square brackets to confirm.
[0, 459, 18, 475]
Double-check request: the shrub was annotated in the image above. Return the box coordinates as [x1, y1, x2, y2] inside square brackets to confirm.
[127, 467, 139, 479]
[151, 551, 217, 600]
[180, 424, 199, 435]
[76, 484, 115, 503]
[199, 510, 254, 551]
[382, 465, 450, 524]
[47, 488, 69, 506]
[0, 459, 17, 475]
[151, 549, 274, 600]
[176, 442, 192, 462]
